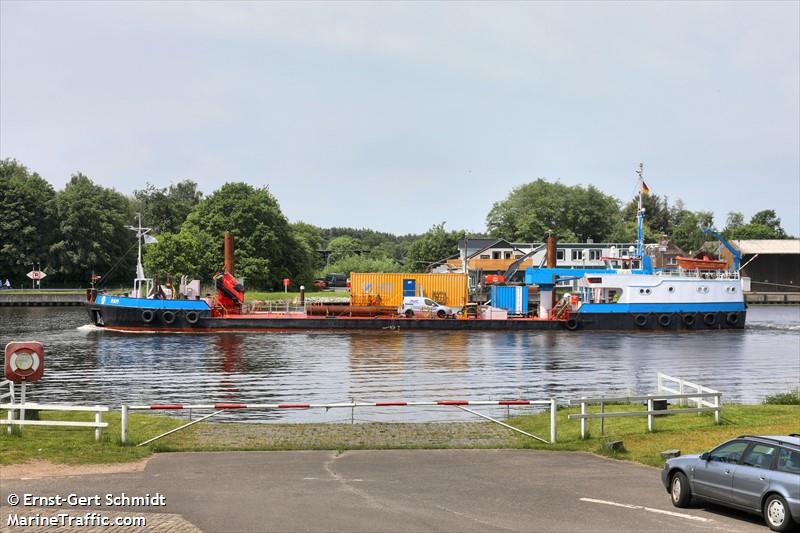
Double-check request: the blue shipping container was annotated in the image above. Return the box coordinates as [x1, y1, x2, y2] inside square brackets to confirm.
[490, 285, 528, 315]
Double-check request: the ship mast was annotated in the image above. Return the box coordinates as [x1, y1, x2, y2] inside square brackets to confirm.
[127, 213, 154, 298]
[635, 163, 645, 258]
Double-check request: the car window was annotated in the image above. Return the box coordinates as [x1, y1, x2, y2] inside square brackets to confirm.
[424, 299, 436, 306]
[742, 444, 776, 469]
[709, 440, 749, 464]
[777, 448, 800, 475]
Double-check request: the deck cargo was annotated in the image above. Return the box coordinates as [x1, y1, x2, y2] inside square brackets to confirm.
[349, 273, 468, 307]
[490, 285, 529, 315]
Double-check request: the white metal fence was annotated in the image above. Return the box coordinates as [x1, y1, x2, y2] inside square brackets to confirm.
[1, 402, 109, 441]
[568, 374, 721, 439]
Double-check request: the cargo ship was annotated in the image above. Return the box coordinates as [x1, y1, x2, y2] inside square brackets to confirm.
[86, 176, 746, 332]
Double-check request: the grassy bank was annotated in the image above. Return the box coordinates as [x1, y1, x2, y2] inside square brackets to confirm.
[2, 404, 797, 467]
[508, 403, 799, 467]
[246, 290, 348, 301]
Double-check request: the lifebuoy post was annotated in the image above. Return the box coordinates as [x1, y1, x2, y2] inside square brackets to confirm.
[4, 341, 45, 432]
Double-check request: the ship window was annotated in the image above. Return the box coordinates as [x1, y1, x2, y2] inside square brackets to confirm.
[590, 249, 602, 260]
[492, 251, 501, 259]
[557, 249, 565, 260]
[480, 254, 490, 259]
[572, 250, 582, 261]
[668, 286, 675, 293]
[639, 288, 652, 295]
[505, 251, 512, 259]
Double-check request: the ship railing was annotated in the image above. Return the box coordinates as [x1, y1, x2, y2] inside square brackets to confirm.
[248, 301, 307, 314]
[655, 269, 739, 280]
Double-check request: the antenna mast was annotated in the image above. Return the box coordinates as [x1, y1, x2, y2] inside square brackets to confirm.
[635, 163, 645, 258]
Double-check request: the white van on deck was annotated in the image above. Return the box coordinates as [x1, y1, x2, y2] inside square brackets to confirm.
[399, 297, 454, 319]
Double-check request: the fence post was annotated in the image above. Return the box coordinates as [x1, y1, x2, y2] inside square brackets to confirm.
[713, 394, 720, 424]
[580, 400, 587, 440]
[6, 408, 12, 435]
[696, 385, 703, 414]
[550, 398, 557, 444]
[121, 405, 128, 444]
[679, 380, 685, 407]
[647, 398, 654, 432]
[95, 410, 102, 441]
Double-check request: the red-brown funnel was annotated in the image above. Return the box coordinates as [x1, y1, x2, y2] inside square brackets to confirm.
[546, 234, 557, 268]
[224, 233, 235, 275]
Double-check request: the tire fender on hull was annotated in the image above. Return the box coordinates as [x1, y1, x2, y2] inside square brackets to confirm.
[162, 310, 177, 325]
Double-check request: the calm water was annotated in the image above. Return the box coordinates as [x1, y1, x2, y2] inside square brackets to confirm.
[1, 306, 798, 422]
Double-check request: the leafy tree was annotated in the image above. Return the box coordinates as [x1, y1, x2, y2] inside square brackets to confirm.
[670, 210, 714, 254]
[327, 236, 363, 260]
[133, 180, 202, 234]
[142, 231, 209, 280]
[606, 219, 659, 244]
[50, 173, 136, 283]
[323, 255, 403, 275]
[621, 193, 672, 236]
[144, 182, 315, 289]
[404, 223, 466, 272]
[486, 179, 620, 242]
[724, 212, 745, 232]
[723, 209, 790, 240]
[0, 159, 57, 282]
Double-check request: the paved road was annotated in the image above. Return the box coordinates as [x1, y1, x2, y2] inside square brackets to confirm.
[1, 450, 769, 532]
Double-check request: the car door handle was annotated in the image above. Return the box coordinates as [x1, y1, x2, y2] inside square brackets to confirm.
[724, 470, 731, 474]
[759, 476, 766, 481]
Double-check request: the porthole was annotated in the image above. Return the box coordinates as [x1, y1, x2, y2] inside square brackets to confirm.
[646, 288, 652, 295]
[668, 286, 675, 293]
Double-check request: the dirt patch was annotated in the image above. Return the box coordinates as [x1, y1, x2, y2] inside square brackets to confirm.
[0, 458, 151, 480]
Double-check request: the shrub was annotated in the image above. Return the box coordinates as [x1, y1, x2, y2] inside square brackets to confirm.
[764, 390, 800, 405]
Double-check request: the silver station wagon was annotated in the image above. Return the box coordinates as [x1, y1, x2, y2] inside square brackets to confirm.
[662, 435, 800, 531]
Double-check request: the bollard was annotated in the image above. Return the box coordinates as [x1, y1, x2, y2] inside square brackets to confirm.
[550, 398, 557, 444]
[647, 398, 654, 432]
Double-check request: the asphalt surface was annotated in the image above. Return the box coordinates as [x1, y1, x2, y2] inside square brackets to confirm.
[1, 450, 771, 532]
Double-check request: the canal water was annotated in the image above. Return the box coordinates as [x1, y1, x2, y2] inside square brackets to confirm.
[1, 306, 798, 422]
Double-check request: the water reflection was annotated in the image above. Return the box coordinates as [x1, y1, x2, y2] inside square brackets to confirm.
[0, 306, 797, 422]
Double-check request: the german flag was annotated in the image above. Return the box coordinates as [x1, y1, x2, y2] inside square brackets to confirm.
[641, 179, 650, 194]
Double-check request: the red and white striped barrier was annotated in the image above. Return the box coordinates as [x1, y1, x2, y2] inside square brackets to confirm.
[121, 398, 558, 446]
[129, 399, 550, 410]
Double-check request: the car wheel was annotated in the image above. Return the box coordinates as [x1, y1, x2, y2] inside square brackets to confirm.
[764, 494, 793, 532]
[436, 309, 446, 319]
[404, 309, 414, 318]
[670, 471, 692, 508]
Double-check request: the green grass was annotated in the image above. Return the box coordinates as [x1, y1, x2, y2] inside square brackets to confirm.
[508, 403, 800, 467]
[2, 404, 796, 468]
[246, 290, 348, 301]
[0, 411, 183, 465]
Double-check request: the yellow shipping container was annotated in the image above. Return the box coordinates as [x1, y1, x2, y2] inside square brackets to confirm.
[350, 273, 468, 308]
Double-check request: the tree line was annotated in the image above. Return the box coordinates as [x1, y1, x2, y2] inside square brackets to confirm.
[1, 158, 792, 289]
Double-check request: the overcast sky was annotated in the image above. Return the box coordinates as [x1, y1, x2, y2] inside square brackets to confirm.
[2, 1, 798, 236]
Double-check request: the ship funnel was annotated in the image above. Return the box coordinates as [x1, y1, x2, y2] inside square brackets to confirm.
[224, 233, 235, 275]
[546, 234, 557, 268]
